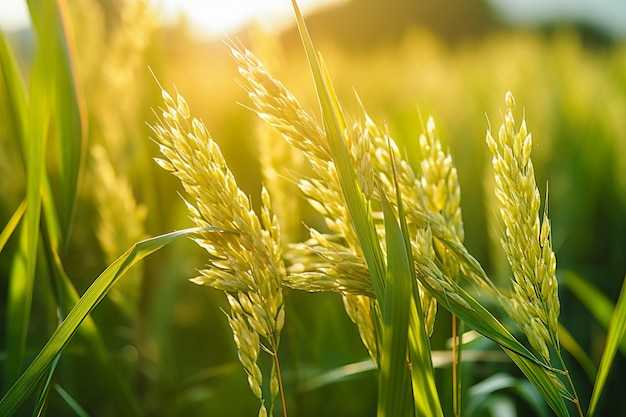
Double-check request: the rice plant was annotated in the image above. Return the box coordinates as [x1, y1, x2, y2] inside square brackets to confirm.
[145, 2, 626, 416]
[1, 0, 625, 416]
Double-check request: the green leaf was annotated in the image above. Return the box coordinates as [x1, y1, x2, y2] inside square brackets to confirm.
[504, 350, 569, 417]
[587, 274, 626, 417]
[290, 0, 386, 301]
[299, 359, 376, 392]
[414, 264, 569, 416]
[0, 200, 26, 254]
[0, 29, 28, 148]
[31, 355, 60, 417]
[28, 0, 86, 249]
[378, 194, 413, 416]
[417, 267, 535, 362]
[53, 383, 90, 417]
[39, 180, 142, 415]
[407, 289, 443, 417]
[387, 135, 442, 417]
[0, 227, 208, 416]
[3, 0, 53, 388]
[5, 223, 34, 390]
[1, 16, 34, 393]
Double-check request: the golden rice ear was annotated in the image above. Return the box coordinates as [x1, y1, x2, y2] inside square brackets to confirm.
[149, 84, 286, 416]
[487, 91, 560, 361]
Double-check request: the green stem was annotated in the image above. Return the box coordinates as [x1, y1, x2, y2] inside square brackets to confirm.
[270, 333, 288, 417]
[452, 314, 460, 417]
[555, 349, 583, 417]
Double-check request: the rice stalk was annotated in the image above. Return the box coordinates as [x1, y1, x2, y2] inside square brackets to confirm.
[488, 92, 582, 415]
[416, 116, 464, 413]
[90, 144, 147, 316]
[150, 88, 286, 416]
[487, 91, 559, 361]
[230, 43, 380, 365]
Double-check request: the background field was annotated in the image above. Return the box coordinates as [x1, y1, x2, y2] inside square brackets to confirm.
[1, 0, 625, 415]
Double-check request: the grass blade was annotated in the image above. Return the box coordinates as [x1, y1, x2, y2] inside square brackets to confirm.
[299, 359, 376, 392]
[290, 0, 386, 300]
[378, 194, 413, 416]
[414, 264, 570, 416]
[416, 269, 536, 362]
[4, 19, 50, 389]
[53, 383, 90, 417]
[28, 0, 86, 249]
[0, 29, 28, 147]
[504, 350, 569, 417]
[587, 274, 626, 417]
[0, 200, 26, 253]
[387, 130, 442, 416]
[31, 355, 60, 417]
[0, 227, 207, 416]
[1, 13, 32, 393]
[40, 178, 142, 415]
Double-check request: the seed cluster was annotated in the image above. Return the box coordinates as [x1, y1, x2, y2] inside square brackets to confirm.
[487, 91, 559, 361]
[150, 89, 285, 415]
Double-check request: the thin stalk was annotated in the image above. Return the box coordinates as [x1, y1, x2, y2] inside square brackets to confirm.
[270, 333, 288, 417]
[452, 315, 460, 417]
[555, 350, 583, 417]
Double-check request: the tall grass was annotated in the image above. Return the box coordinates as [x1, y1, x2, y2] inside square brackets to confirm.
[1, 0, 625, 416]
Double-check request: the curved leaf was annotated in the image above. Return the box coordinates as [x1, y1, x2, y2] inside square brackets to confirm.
[588, 275, 626, 417]
[0, 227, 208, 416]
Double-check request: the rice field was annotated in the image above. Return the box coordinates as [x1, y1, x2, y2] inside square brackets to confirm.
[1, 1, 625, 416]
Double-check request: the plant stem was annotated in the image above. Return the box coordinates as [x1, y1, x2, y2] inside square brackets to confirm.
[452, 314, 461, 417]
[555, 350, 583, 417]
[270, 333, 288, 417]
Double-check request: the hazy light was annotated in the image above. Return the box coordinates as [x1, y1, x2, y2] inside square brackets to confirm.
[0, 2, 30, 32]
[0, 0, 345, 36]
[153, 0, 345, 36]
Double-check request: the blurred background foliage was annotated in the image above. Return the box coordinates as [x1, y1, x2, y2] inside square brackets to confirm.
[1, 0, 625, 415]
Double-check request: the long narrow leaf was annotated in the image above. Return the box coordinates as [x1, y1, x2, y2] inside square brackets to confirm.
[0, 227, 207, 416]
[388, 132, 442, 416]
[0, 200, 26, 253]
[32, 355, 60, 417]
[39, 177, 141, 414]
[4, 222, 32, 389]
[378, 194, 413, 416]
[407, 295, 443, 417]
[0, 29, 28, 147]
[4, 14, 51, 388]
[587, 274, 626, 417]
[53, 383, 90, 417]
[28, 0, 86, 249]
[416, 268, 537, 363]
[290, 0, 386, 301]
[414, 265, 570, 416]
[504, 350, 569, 417]
[1, 14, 31, 392]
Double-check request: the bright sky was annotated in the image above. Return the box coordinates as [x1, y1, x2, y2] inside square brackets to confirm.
[488, 0, 626, 37]
[0, 0, 344, 36]
[1, 0, 624, 37]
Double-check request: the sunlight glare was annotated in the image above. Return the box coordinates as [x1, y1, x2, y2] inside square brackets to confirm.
[154, 0, 346, 37]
